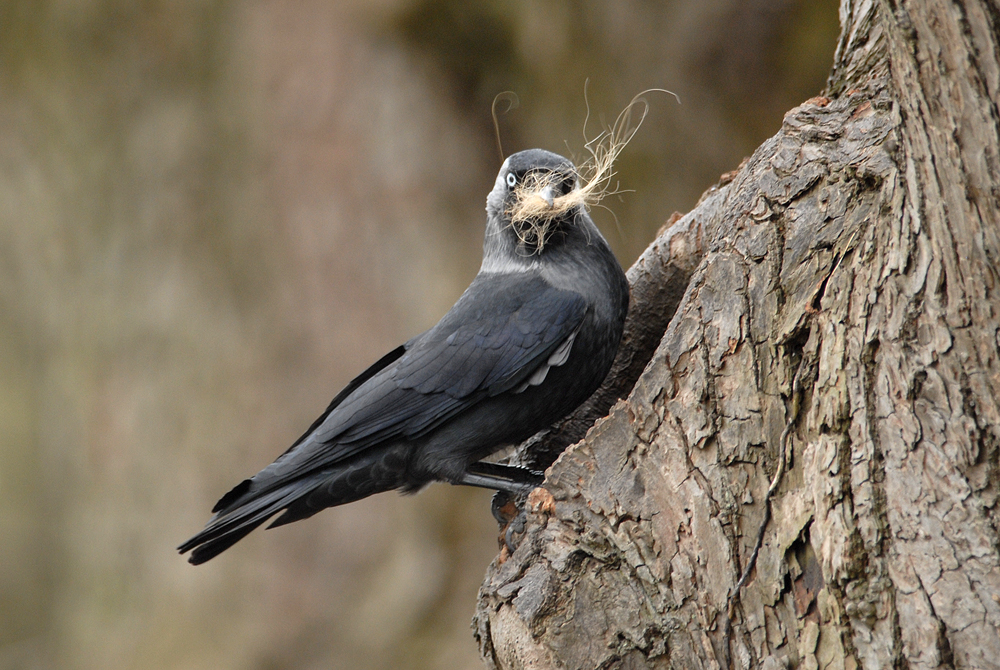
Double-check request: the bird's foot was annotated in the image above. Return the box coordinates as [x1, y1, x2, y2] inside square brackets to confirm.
[491, 489, 531, 557]
[504, 510, 528, 554]
[490, 489, 518, 524]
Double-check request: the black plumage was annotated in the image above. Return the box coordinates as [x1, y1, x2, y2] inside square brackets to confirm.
[179, 149, 629, 564]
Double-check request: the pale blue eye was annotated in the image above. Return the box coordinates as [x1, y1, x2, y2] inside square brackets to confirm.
[506, 173, 517, 188]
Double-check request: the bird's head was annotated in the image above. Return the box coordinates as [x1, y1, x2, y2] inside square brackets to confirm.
[484, 149, 583, 261]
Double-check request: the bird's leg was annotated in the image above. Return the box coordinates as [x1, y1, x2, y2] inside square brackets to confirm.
[454, 462, 545, 555]
[456, 461, 544, 494]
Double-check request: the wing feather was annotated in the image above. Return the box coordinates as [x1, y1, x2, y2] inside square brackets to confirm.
[215, 272, 586, 507]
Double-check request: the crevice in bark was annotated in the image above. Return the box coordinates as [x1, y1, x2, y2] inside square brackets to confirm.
[916, 572, 956, 669]
[788, 525, 823, 620]
[723, 342, 809, 669]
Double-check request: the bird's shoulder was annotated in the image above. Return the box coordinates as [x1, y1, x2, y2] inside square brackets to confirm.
[393, 270, 588, 398]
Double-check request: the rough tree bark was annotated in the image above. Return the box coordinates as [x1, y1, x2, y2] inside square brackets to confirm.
[474, 0, 1000, 668]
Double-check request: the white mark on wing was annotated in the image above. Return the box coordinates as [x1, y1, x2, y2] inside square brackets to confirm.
[513, 327, 580, 394]
[546, 329, 577, 366]
[525, 364, 550, 387]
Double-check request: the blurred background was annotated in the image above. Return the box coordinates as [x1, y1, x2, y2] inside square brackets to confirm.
[0, 1, 838, 668]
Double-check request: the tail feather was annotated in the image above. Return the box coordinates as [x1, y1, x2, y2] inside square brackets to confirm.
[263, 454, 397, 530]
[184, 518, 269, 565]
[178, 479, 321, 564]
[179, 446, 409, 563]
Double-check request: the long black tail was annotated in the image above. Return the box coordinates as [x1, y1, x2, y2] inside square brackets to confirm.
[178, 477, 323, 564]
[178, 448, 409, 564]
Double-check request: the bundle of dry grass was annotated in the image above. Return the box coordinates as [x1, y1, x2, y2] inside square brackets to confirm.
[506, 89, 678, 253]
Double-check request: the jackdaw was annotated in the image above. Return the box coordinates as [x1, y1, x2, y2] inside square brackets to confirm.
[179, 149, 629, 564]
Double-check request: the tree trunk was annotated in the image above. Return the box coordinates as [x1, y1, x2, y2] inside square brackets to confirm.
[474, 0, 1000, 668]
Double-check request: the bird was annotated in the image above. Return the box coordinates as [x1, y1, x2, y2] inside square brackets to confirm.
[178, 148, 630, 564]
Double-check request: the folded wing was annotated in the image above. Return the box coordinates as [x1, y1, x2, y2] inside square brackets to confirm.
[180, 272, 587, 562]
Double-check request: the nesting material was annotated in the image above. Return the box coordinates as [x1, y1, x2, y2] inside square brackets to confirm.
[506, 89, 677, 253]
